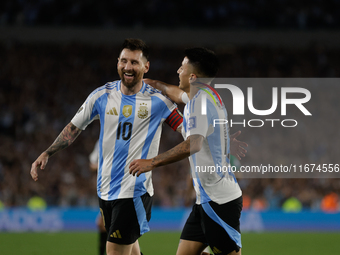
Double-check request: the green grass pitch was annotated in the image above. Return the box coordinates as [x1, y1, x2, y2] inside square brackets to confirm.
[0, 232, 340, 255]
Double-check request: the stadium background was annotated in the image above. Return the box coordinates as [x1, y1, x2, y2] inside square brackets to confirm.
[1, 0, 340, 254]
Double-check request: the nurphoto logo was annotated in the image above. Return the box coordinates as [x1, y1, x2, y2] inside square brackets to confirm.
[196, 79, 312, 128]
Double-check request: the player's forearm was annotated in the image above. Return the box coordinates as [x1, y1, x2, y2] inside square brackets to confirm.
[45, 122, 82, 157]
[151, 140, 190, 168]
[154, 80, 184, 104]
[151, 80, 168, 95]
[151, 135, 202, 168]
[164, 84, 185, 104]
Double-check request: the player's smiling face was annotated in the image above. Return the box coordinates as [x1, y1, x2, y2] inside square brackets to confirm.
[177, 57, 194, 93]
[118, 49, 149, 89]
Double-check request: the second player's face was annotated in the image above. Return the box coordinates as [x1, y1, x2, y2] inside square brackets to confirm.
[177, 57, 194, 92]
[117, 49, 149, 88]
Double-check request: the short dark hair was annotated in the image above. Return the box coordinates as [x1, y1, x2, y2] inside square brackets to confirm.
[184, 47, 219, 78]
[120, 38, 149, 61]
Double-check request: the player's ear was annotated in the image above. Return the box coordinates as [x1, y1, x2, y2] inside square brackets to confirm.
[189, 73, 197, 83]
[144, 61, 150, 73]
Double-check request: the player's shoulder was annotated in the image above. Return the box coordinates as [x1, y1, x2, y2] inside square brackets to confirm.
[143, 83, 162, 96]
[104, 80, 120, 91]
[86, 81, 120, 102]
[143, 83, 173, 101]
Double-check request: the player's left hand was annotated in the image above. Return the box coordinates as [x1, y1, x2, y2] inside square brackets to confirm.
[129, 159, 154, 177]
[230, 131, 248, 160]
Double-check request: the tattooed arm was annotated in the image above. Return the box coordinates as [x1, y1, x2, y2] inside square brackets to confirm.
[129, 135, 203, 177]
[30, 122, 82, 181]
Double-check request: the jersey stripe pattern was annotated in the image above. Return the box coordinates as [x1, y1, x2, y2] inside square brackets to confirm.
[182, 88, 242, 205]
[71, 80, 177, 201]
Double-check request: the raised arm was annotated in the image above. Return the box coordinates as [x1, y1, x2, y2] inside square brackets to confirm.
[144, 78, 187, 104]
[30, 122, 82, 181]
[129, 134, 203, 177]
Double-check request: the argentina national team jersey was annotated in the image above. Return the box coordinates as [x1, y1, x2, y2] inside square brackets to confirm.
[182, 87, 242, 205]
[72, 81, 177, 201]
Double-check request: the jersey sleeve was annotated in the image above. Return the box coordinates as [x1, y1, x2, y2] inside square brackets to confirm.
[154, 92, 178, 120]
[186, 92, 209, 138]
[71, 87, 103, 130]
[181, 92, 190, 104]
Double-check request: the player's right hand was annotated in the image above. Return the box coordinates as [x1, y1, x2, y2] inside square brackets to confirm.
[30, 152, 49, 181]
[129, 159, 154, 177]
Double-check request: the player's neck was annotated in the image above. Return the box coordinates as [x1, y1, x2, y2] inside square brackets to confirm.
[120, 81, 143, 95]
[189, 80, 212, 99]
[188, 87, 199, 100]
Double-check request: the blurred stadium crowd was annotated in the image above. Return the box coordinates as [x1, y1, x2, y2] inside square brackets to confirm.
[1, 0, 340, 29]
[0, 41, 339, 212]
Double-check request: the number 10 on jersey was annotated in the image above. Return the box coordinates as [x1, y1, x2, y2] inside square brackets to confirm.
[117, 122, 132, 140]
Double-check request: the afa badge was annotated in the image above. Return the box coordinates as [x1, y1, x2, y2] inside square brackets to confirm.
[138, 103, 148, 119]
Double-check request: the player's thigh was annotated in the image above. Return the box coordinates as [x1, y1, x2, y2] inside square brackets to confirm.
[106, 241, 133, 255]
[130, 240, 140, 255]
[176, 239, 207, 255]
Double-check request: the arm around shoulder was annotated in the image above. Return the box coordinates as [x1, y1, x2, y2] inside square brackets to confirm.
[144, 78, 185, 104]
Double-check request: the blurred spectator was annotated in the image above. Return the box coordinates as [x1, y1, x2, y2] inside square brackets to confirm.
[252, 197, 267, 211]
[321, 193, 339, 213]
[242, 195, 251, 211]
[27, 195, 47, 211]
[282, 197, 302, 213]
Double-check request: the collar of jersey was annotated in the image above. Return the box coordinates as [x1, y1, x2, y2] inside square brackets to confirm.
[119, 80, 147, 96]
[196, 82, 222, 106]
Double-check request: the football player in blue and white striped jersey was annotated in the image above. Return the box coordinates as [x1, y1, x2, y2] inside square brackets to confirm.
[31, 38, 182, 255]
[130, 48, 244, 255]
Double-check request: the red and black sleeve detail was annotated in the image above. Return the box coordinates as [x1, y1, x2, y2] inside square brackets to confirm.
[165, 108, 183, 131]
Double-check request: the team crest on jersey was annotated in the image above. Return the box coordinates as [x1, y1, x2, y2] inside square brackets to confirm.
[122, 105, 132, 117]
[138, 103, 148, 119]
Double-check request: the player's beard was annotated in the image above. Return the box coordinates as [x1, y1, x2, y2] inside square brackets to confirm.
[119, 69, 142, 89]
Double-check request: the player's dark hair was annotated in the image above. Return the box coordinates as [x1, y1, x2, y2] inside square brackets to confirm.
[184, 47, 219, 78]
[120, 38, 149, 61]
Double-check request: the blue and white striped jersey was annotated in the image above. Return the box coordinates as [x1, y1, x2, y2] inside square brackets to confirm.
[182, 87, 242, 205]
[72, 80, 178, 201]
